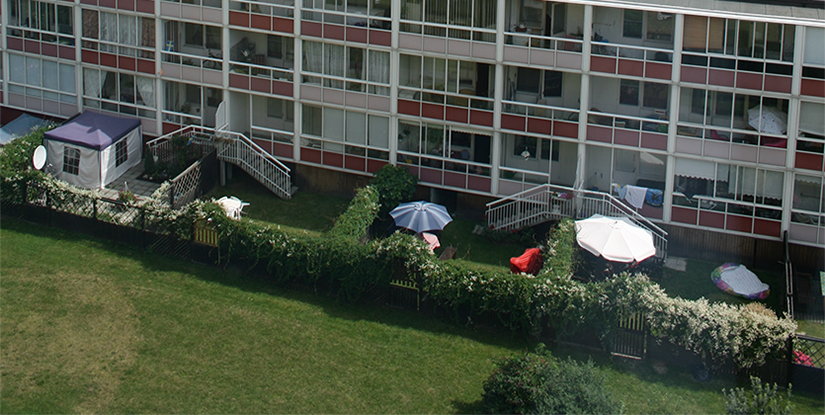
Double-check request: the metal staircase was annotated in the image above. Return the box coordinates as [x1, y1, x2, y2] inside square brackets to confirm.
[214, 130, 293, 200]
[486, 184, 668, 261]
[148, 125, 293, 200]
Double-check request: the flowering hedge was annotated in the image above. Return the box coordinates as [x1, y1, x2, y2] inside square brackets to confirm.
[2, 131, 796, 370]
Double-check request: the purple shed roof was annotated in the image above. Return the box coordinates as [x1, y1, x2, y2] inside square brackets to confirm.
[44, 112, 141, 151]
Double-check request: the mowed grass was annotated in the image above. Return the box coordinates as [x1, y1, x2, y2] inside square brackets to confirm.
[3, 220, 823, 414]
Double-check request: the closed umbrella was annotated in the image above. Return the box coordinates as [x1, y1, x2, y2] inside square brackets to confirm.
[390, 201, 452, 233]
[574, 214, 656, 263]
[747, 106, 787, 135]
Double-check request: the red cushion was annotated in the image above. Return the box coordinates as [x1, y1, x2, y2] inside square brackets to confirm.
[510, 248, 543, 275]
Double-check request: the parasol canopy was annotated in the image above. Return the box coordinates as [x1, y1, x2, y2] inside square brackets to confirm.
[747, 105, 787, 135]
[574, 214, 656, 263]
[390, 201, 452, 233]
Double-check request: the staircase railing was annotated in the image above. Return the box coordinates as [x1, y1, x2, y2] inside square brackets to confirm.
[147, 125, 292, 200]
[486, 184, 668, 261]
[214, 130, 292, 200]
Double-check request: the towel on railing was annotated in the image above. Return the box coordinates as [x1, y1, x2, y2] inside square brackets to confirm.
[624, 185, 647, 209]
[645, 188, 664, 207]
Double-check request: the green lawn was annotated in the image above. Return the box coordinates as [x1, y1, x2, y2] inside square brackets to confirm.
[2, 219, 823, 414]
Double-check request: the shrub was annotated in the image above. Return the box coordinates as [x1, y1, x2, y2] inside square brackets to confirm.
[482, 347, 624, 415]
[328, 186, 379, 241]
[369, 164, 417, 217]
[723, 376, 792, 415]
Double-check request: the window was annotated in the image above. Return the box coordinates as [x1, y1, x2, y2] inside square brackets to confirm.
[7, 54, 75, 104]
[623, 10, 643, 39]
[620, 80, 639, 106]
[643, 82, 668, 110]
[115, 139, 128, 167]
[63, 147, 80, 175]
[645, 11, 673, 42]
[184, 23, 220, 49]
[514, 136, 537, 158]
[540, 140, 560, 161]
[267, 97, 294, 121]
[516, 68, 541, 93]
[8, 0, 73, 43]
[267, 35, 293, 65]
[543, 71, 563, 97]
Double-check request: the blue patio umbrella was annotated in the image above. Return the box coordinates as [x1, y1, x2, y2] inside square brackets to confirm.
[389, 201, 452, 233]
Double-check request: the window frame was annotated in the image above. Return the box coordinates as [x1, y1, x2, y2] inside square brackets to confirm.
[115, 139, 128, 167]
[63, 146, 81, 175]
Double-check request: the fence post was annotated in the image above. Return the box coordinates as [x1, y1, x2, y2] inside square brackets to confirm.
[93, 197, 98, 220]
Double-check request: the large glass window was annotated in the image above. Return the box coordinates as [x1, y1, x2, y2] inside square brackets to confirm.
[81, 10, 155, 57]
[6, 54, 75, 103]
[303, 42, 390, 94]
[84, 68, 155, 118]
[682, 16, 794, 62]
[7, 0, 73, 44]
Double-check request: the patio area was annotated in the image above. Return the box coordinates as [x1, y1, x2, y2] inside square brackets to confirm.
[101, 164, 161, 200]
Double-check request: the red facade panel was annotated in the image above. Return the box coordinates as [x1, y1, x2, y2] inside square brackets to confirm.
[795, 152, 824, 172]
[136, 0, 153, 14]
[41, 43, 58, 58]
[82, 49, 99, 65]
[735, 72, 763, 91]
[117, 0, 135, 11]
[324, 152, 344, 168]
[344, 155, 366, 172]
[764, 75, 792, 94]
[229, 74, 249, 90]
[554, 121, 578, 138]
[698, 211, 724, 229]
[468, 175, 491, 193]
[527, 118, 551, 135]
[617, 59, 643, 77]
[301, 147, 322, 164]
[708, 69, 734, 87]
[469, 110, 493, 127]
[272, 81, 293, 97]
[273, 17, 294, 34]
[443, 171, 465, 189]
[419, 167, 442, 185]
[6, 37, 23, 51]
[137, 59, 154, 74]
[369, 30, 391, 46]
[645, 62, 671, 80]
[501, 114, 525, 131]
[251, 14, 271, 31]
[59, 45, 75, 60]
[641, 132, 668, 150]
[250, 77, 270, 93]
[99, 52, 118, 68]
[398, 99, 420, 116]
[24, 40, 40, 54]
[445, 107, 468, 123]
[801, 79, 825, 98]
[421, 103, 444, 120]
[672, 206, 697, 225]
[346, 27, 368, 43]
[323, 24, 345, 41]
[681, 66, 707, 84]
[368, 159, 388, 174]
[119, 56, 136, 71]
[586, 125, 612, 143]
[613, 129, 639, 147]
[725, 214, 752, 233]
[753, 218, 781, 238]
[590, 56, 616, 74]
[273, 142, 292, 159]
[302, 21, 322, 37]
[229, 11, 249, 28]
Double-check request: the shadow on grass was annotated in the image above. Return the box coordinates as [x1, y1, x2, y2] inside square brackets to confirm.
[1, 217, 533, 353]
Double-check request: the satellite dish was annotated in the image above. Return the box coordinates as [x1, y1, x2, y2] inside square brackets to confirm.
[32, 145, 47, 170]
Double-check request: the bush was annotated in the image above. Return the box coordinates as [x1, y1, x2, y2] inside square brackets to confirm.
[482, 347, 624, 415]
[723, 376, 792, 415]
[369, 164, 417, 217]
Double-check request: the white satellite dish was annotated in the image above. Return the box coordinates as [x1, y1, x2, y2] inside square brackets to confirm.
[32, 145, 47, 170]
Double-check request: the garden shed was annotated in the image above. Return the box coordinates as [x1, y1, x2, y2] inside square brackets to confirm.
[44, 112, 142, 189]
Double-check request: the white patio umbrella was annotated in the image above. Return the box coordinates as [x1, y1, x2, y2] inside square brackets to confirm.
[574, 214, 656, 263]
[390, 201, 452, 233]
[747, 105, 787, 135]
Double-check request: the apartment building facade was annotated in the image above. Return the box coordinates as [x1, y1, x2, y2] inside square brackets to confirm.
[1, 0, 824, 252]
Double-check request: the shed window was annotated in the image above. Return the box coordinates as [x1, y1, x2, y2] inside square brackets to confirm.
[63, 146, 80, 175]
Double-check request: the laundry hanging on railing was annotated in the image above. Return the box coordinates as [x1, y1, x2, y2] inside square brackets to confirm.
[613, 184, 663, 209]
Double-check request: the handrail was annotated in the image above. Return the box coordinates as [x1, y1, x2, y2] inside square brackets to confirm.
[218, 130, 291, 173]
[486, 183, 668, 260]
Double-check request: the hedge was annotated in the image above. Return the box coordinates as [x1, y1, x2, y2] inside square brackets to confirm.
[1, 130, 796, 369]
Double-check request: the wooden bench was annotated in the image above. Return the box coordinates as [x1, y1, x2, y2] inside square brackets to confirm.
[439, 246, 457, 261]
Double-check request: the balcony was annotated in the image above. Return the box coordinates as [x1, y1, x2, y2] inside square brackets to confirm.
[228, 0, 295, 33]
